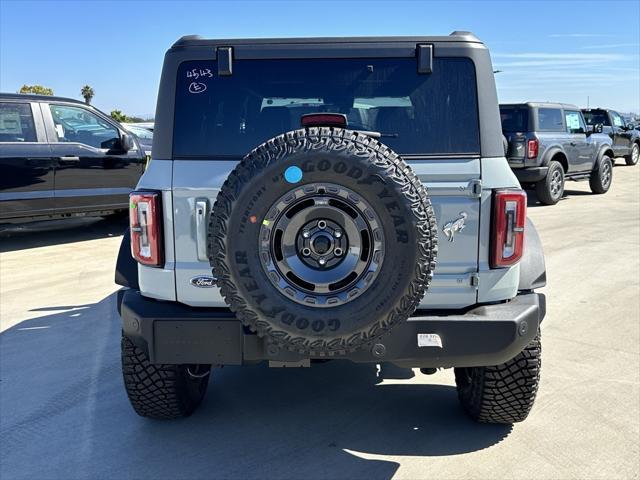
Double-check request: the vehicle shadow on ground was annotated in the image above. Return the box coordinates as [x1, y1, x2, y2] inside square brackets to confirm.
[0, 216, 127, 253]
[0, 294, 512, 480]
[525, 188, 594, 208]
[561, 189, 595, 196]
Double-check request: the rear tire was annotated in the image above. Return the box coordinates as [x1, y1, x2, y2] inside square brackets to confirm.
[589, 155, 613, 194]
[455, 332, 541, 424]
[535, 161, 564, 205]
[121, 335, 211, 419]
[625, 143, 639, 166]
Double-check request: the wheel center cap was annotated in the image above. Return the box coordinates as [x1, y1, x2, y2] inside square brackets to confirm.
[312, 235, 331, 254]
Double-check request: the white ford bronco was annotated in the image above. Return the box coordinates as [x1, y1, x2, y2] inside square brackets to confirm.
[115, 31, 546, 423]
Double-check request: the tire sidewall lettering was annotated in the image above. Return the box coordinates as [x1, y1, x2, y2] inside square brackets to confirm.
[212, 131, 436, 354]
[231, 256, 342, 334]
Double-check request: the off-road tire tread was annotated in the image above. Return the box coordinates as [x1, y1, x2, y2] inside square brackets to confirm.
[589, 155, 612, 194]
[535, 161, 563, 205]
[208, 127, 438, 355]
[454, 332, 541, 424]
[625, 143, 639, 166]
[121, 336, 208, 419]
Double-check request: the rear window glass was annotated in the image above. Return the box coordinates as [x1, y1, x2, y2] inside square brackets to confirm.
[173, 58, 480, 158]
[500, 107, 529, 132]
[537, 108, 564, 131]
[0, 102, 37, 142]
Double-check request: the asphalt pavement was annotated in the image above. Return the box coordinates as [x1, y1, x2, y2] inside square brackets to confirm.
[0, 160, 638, 480]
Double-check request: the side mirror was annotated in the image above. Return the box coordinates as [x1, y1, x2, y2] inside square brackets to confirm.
[119, 132, 134, 152]
[627, 123, 635, 130]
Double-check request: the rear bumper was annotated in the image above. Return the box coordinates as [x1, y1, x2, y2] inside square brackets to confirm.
[118, 289, 545, 368]
[512, 166, 548, 183]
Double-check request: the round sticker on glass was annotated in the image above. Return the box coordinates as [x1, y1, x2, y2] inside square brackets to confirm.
[284, 166, 303, 184]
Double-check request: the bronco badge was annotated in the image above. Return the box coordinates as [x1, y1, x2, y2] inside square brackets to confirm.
[190, 276, 217, 288]
[443, 212, 468, 242]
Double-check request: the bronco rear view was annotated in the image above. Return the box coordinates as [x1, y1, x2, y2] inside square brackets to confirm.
[115, 32, 546, 423]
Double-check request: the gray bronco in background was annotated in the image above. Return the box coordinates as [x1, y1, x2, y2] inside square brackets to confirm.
[115, 32, 546, 424]
[500, 102, 614, 205]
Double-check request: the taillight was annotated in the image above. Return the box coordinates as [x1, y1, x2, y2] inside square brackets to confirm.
[527, 139, 539, 159]
[491, 189, 526, 268]
[129, 191, 163, 267]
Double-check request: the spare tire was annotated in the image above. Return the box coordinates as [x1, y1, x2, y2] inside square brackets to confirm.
[209, 127, 437, 356]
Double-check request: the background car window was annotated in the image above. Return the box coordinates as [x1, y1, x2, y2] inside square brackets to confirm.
[124, 125, 153, 139]
[49, 104, 119, 149]
[564, 111, 586, 134]
[500, 106, 529, 132]
[537, 108, 564, 131]
[611, 112, 624, 127]
[0, 102, 37, 142]
[583, 110, 609, 126]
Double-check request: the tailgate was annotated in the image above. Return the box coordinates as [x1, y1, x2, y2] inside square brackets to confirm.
[172, 157, 481, 309]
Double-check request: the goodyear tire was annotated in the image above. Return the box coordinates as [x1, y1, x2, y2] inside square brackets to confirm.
[209, 128, 437, 356]
[454, 331, 541, 424]
[121, 335, 211, 419]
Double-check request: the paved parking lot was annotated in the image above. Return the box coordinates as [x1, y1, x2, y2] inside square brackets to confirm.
[1, 161, 638, 480]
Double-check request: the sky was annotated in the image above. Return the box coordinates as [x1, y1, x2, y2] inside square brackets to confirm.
[1, 0, 639, 118]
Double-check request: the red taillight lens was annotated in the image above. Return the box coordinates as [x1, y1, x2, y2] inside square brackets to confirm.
[491, 189, 526, 268]
[527, 139, 539, 159]
[301, 113, 347, 128]
[129, 191, 163, 267]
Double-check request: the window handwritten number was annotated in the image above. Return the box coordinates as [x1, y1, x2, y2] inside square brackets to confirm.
[186, 68, 214, 80]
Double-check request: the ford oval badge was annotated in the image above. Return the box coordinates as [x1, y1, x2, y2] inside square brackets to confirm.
[190, 276, 217, 288]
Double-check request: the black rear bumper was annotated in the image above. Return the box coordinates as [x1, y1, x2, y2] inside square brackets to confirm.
[512, 166, 548, 183]
[118, 289, 545, 368]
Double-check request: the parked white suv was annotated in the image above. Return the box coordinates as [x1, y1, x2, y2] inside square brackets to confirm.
[115, 32, 546, 423]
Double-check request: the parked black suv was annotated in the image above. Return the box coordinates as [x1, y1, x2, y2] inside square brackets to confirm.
[0, 94, 145, 223]
[500, 102, 614, 205]
[582, 108, 640, 166]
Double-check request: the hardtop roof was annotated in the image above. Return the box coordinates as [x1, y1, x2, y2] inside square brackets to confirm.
[500, 102, 580, 110]
[170, 31, 482, 49]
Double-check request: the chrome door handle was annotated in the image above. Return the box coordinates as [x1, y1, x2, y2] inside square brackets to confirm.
[195, 199, 209, 262]
[570, 142, 576, 146]
[60, 156, 80, 161]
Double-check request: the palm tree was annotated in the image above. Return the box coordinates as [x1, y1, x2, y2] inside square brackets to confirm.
[81, 85, 94, 104]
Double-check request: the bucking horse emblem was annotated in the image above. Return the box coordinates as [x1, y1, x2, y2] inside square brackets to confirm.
[442, 212, 468, 242]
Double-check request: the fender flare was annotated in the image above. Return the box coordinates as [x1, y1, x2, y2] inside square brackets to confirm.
[519, 218, 546, 291]
[115, 228, 139, 290]
[597, 143, 615, 162]
[541, 146, 565, 168]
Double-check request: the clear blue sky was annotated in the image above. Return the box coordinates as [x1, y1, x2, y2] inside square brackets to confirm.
[1, 0, 638, 117]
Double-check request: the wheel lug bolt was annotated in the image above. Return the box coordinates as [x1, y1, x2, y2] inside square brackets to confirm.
[302, 248, 311, 257]
[334, 230, 342, 238]
[334, 248, 343, 256]
[302, 230, 310, 238]
[319, 257, 326, 266]
[317, 220, 327, 230]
